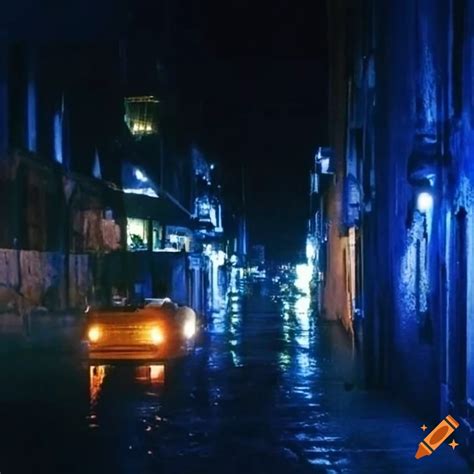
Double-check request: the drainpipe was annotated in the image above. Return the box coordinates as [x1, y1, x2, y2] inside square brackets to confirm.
[63, 177, 76, 310]
[64, 198, 73, 310]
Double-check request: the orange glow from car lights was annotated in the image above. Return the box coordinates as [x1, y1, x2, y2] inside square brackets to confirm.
[150, 327, 164, 345]
[89, 365, 106, 406]
[88, 326, 102, 343]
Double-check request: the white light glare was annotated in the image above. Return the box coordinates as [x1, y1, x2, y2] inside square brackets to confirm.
[295, 263, 313, 294]
[210, 250, 226, 266]
[416, 191, 433, 213]
[134, 168, 148, 182]
[306, 239, 316, 261]
[183, 320, 196, 339]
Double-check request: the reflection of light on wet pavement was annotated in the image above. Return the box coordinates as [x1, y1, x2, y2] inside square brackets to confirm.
[89, 365, 106, 408]
[0, 273, 469, 474]
[229, 307, 243, 367]
[88, 363, 166, 435]
[295, 296, 311, 353]
[295, 263, 313, 294]
[278, 352, 291, 369]
[296, 352, 311, 374]
[294, 295, 311, 317]
[272, 264, 338, 463]
[230, 350, 243, 367]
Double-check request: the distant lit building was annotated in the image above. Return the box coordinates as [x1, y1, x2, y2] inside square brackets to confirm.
[307, 146, 334, 313]
[124, 96, 160, 136]
[250, 244, 265, 267]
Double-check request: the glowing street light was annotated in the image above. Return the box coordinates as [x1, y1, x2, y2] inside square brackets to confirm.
[416, 191, 433, 213]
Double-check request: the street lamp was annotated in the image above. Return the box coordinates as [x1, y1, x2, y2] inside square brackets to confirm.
[410, 182, 434, 238]
[412, 177, 434, 215]
[411, 182, 434, 344]
[416, 191, 433, 214]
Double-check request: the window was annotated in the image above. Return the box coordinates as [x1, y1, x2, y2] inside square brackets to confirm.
[127, 218, 149, 251]
[164, 226, 191, 252]
[124, 96, 159, 136]
[310, 173, 319, 194]
[152, 220, 162, 251]
[195, 196, 211, 221]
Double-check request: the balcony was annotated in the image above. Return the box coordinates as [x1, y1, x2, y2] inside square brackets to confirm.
[124, 96, 159, 137]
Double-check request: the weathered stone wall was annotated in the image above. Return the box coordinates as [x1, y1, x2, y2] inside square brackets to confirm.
[0, 249, 91, 312]
[330, 0, 474, 428]
[20, 251, 65, 308]
[322, 181, 351, 327]
[325, 0, 353, 331]
[68, 254, 92, 309]
[72, 210, 121, 253]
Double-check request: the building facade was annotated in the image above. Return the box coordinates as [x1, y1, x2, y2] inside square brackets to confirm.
[307, 147, 334, 315]
[0, 42, 228, 317]
[325, 0, 474, 450]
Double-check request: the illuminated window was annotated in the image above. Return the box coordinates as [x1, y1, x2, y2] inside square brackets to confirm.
[152, 221, 163, 251]
[127, 218, 149, 251]
[310, 173, 318, 194]
[210, 206, 217, 227]
[163, 226, 191, 252]
[124, 96, 159, 136]
[195, 196, 211, 221]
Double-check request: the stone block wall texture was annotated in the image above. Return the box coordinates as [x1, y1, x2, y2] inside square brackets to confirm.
[68, 254, 92, 309]
[0, 249, 91, 312]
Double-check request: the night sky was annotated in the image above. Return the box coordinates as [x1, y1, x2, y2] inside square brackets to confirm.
[2, 0, 328, 261]
[167, 1, 329, 261]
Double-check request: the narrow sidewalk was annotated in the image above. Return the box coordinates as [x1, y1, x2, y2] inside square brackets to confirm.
[316, 321, 471, 473]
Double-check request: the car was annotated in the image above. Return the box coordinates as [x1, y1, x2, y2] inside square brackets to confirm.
[83, 298, 199, 363]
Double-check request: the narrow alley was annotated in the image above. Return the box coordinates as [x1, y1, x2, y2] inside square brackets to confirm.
[0, 280, 469, 473]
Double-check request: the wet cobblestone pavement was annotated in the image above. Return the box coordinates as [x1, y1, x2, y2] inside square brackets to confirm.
[0, 287, 470, 473]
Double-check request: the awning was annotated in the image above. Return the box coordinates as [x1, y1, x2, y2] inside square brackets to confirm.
[108, 188, 193, 227]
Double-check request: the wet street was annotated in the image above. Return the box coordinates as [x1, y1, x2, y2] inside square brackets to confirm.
[0, 285, 470, 474]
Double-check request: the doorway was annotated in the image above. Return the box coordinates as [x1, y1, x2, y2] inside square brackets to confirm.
[453, 207, 467, 402]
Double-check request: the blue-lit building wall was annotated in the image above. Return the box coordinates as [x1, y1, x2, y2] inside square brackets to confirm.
[328, 0, 474, 443]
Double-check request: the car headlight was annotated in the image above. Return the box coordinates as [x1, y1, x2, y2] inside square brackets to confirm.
[150, 327, 164, 345]
[183, 319, 196, 339]
[88, 326, 102, 343]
